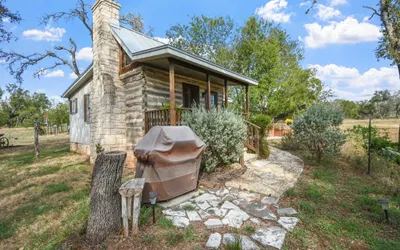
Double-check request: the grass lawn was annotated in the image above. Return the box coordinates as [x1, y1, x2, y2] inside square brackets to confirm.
[279, 150, 400, 250]
[0, 129, 91, 249]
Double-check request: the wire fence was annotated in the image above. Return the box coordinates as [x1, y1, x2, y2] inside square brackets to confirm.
[41, 123, 69, 135]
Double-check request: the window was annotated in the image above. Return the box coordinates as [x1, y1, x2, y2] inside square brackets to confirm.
[182, 83, 200, 108]
[205, 92, 218, 107]
[84, 94, 90, 123]
[70, 98, 77, 114]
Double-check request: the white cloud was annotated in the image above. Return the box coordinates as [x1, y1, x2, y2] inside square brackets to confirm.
[314, 4, 342, 21]
[69, 72, 78, 79]
[255, 0, 293, 23]
[328, 0, 347, 6]
[2, 17, 10, 23]
[0, 59, 6, 64]
[22, 25, 66, 42]
[75, 47, 93, 61]
[44, 69, 65, 78]
[299, 1, 311, 7]
[154, 37, 170, 44]
[309, 64, 399, 100]
[303, 17, 381, 48]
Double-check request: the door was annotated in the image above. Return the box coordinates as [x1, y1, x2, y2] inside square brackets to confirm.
[182, 83, 200, 108]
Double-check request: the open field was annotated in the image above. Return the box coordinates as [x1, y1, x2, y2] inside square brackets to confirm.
[342, 119, 400, 142]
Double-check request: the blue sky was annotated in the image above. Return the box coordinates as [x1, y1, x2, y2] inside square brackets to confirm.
[0, 0, 398, 102]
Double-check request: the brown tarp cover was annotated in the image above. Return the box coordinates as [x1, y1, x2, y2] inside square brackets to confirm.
[134, 126, 205, 202]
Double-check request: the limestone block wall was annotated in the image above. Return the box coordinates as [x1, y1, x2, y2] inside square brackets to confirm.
[143, 66, 224, 110]
[90, 0, 126, 163]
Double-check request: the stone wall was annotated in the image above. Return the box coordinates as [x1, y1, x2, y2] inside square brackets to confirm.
[70, 142, 91, 156]
[90, 0, 126, 163]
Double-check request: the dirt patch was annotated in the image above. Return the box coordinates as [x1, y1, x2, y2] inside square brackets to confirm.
[198, 163, 247, 189]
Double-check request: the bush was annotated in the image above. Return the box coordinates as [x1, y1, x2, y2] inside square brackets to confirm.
[292, 103, 346, 161]
[182, 106, 246, 172]
[250, 114, 272, 158]
[349, 125, 395, 153]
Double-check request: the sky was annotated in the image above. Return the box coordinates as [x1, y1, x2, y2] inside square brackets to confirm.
[0, 0, 399, 102]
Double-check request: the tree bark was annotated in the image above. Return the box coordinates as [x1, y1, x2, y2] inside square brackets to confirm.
[86, 151, 127, 246]
[34, 118, 39, 159]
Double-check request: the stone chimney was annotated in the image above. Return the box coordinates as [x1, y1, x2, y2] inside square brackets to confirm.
[90, 0, 126, 161]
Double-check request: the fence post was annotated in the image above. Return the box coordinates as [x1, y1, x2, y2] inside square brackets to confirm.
[398, 126, 400, 153]
[367, 114, 372, 175]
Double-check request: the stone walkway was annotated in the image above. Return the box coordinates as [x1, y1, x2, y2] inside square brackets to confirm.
[161, 148, 304, 249]
[226, 147, 304, 197]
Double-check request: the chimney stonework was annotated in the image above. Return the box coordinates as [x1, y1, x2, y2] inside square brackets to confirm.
[90, 0, 126, 162]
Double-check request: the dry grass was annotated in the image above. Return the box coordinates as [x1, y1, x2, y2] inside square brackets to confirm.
[342, 119, 400, 142]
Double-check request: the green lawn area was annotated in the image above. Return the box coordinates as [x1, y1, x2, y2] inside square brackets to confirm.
[280, 150, 400, 250]
[0, 130, 91, 249]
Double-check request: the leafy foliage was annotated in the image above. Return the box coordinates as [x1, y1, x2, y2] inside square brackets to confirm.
[249, 114, 272, 158]
[182, 106, 246, 172]
[349, 125, 395, 153]
[0, 0, 21, 43]
[292, 104, 346, 161]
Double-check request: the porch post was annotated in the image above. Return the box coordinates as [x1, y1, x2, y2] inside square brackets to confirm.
[224, 79, 228, 108]
[245, 85, 249, 119]
[169, 59, 176, 125]
[207, 74, 211, 110]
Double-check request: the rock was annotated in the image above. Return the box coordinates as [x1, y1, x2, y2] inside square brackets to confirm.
[208, 200, 221, 207]
[221, 209, 250, 228]
[197, 201, 211, 211]
[166, 216, 190, 228]
[162, 209, 186, 217]
[204, 218, 223, 229]
[206, 207, 228, 217]
[195, 193, 219, 203]
[215, 189, 229, 197]
[278, 217, 300, 232]
[223, 233, 260, 250]
[222, 194, 236, 202]
[237, 192, 261, 203]
[250, 218, 261, 225]
[251, 226, 286, 249]
[277, 208, 297, 216]
[186, 210, 202, 222]
[261, 197, 279, 205]
[206, 233, 221, 249]
[179, 201, 198, 210]
[232, 199, 247, 206]
[208, 189, 217, 194]
[244, 204, 277, 221]
[198, 209, 212, 220]
[221, 201, 240, 210]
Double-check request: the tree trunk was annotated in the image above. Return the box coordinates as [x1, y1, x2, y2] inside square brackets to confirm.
[34, 118, 40, 159]
[86, 151, 126, 245]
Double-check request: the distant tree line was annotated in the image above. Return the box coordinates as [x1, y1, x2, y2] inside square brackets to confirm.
[331, 90, 400, 119]
[0, 84, 69, 127]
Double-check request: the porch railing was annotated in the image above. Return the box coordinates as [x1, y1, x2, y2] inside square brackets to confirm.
[244, 120, 260, 156]
[144, 108, 191, 133]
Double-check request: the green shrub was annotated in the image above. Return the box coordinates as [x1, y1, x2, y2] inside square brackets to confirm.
[292, 103, 346, 161]
[182, 106, 246, 172]
[350, 125, 395, 153]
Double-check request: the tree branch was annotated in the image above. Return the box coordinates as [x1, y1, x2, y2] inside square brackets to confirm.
[363, 5, 381, 20]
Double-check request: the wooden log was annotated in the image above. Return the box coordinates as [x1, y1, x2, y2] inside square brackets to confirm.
[34, 118, 40, 159]
[121, 197, 128, 237]
[132, 193, 142, 235]
[86, 151, 126, 245]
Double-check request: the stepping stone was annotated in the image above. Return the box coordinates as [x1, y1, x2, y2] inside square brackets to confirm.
[215, 189, 229, 197]
[197, 201, 211, 211]
[278, 217, 300, 232]
[223, 233, 260, 250]
[208, 189, 217, 194]
[208, 200, 221, 207]
[250, 218, 261, 225]
[204, 218, 223, 229]
[198, 209, 212, 220]
[222, 194, 236, 202]
[277, 208, 297, 216]
[244, 204, 277, 221]
[206, 207, 228, 217]
[186, 210, 202, 222]
[221, 201, 240, 210]
[221, 209, 250, 228]
[206, 233, 221, 249]
[179, 201, 198, 210]
[232, 199, 247, 206]
[237, 192, 261, 202]
[251, 226, 286, 249]
[195, 193, 219, 203]
[261, 197, 279, 205]
[166, 216, 190, 228]
[162, 209, 186, 217]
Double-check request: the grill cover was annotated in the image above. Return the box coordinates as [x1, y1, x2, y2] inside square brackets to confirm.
[134, 126, 205, 202]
